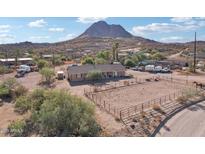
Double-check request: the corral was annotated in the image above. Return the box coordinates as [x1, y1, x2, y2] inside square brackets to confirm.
[84, 76, 195, 118]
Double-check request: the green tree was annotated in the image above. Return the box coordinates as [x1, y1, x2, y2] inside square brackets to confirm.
[95, 58, 107, 64]
[36, 59, 49, 69]
[32, 90, 101, 136]
[151, 52, 166, 60]
[40, 67, 55, 84]
[124, 59, 135, 67]
[86, 70, 102, 81]
[81, 56, 95, 64]
[96, 51, 110, 61]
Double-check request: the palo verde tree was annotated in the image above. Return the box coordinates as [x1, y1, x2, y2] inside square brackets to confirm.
[40, 67, 55, 84]
[12, 89, 101, 137]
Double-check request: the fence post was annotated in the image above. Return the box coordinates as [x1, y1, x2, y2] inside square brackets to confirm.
[128, 108, 130, 116]
[120, 110, 122, 119]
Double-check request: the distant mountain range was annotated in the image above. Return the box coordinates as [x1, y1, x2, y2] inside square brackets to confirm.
[0, 21, 205, 57]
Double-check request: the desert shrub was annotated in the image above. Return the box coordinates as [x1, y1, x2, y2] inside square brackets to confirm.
[150, 52, 166, 60]
[15, 96, 31, 114]
[8, 120, 26, 137]
[30, 88, 46, 111]
[0, 66, 13, 75]
[31, 89, 101, 136]
[86, 70, 102, 81]
[14, 85, 28, 98]
[0, 84, 10, 98]
[124, 59, 135, 67]
[152, 104, 161, 110]
[2, 78, 17, 90]
[40, 67, 55, 84]
[0, 78, 18, 99]
[81, 56, 95, 64]
[153, 104, 166, 115]
[177, 88, 198, 103]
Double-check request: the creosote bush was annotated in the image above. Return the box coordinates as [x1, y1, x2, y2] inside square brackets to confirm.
[8, 120, 26, 137]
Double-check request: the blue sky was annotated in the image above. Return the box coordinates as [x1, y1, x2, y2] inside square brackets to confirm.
[0, 17, 205, 44]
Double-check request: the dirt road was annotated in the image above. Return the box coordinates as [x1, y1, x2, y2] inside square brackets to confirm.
[156, 101, 205, 137]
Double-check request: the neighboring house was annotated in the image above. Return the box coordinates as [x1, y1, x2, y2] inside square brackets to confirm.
[0, 58, 33, 66]
[67, 64, 126, 81]
[42, 54, 53, 59]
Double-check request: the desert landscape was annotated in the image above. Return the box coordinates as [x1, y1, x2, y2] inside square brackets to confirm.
[0, 17, 205, 137]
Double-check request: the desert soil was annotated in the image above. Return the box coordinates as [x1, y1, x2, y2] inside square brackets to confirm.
[96, 80, 188, 109]
[0, 68, 205, 136]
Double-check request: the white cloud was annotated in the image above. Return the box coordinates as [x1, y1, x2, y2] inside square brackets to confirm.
[132, 23, 181, 36]
[76, 17, 107, 24]
[48, 27, 65, 32]
[0, 25, 11, 33]
[171, 17, 192, 23]
[0, 34, 15, 43]
[28, 19, 47, 28]
[160, 36, 185, 43]
[132, 22, 200, 36]
[58, 33, 76, 41]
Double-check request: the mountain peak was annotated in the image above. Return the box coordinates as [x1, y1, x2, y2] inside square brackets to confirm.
[79, 20, 133, 38]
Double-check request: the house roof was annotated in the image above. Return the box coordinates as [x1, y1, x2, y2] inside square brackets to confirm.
[0, 58, 33, 62]
[67, 64, 125, 74]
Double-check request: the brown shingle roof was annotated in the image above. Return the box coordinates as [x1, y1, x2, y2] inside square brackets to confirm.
[67, 64, 125, 74]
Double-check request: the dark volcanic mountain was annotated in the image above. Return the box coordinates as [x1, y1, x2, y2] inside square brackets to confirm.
[79, 21, 133, 38]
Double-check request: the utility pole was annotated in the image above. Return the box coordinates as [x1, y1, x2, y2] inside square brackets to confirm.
[193, 32, 197, 73]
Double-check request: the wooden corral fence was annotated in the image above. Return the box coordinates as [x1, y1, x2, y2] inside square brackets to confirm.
[119, 90, 188, 120]
[84, 89, 121, 118]
[84, 76, 200, 120]
[86, 76, 160, 93]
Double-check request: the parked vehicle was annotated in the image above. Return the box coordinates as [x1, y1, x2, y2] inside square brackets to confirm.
[138, 66, 145, 71]
[15, 70, 26, 78]
[56, 71, 65, 80]
[161, 67, 172, 73]
[30, 65, 39, 72]
[154, 66, 162, 73]
[131, 66, 138, 71]
[145, 65, 155, 72]
[17, 65, 31, 73]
